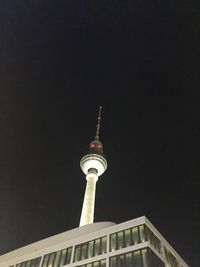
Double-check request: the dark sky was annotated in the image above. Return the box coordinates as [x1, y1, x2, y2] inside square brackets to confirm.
[0, 1, 199, 267]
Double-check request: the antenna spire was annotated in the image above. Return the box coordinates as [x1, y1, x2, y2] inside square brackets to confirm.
[95, 106, 102, 140]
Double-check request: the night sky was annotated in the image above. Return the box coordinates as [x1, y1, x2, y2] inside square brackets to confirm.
[0, 1, 199, 267]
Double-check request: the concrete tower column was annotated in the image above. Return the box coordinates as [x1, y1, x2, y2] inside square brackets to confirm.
[79, 171, 98, 226]
[79, 107, 107, 227]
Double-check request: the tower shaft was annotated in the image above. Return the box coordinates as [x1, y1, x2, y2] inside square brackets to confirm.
[79, 173, 98, 226]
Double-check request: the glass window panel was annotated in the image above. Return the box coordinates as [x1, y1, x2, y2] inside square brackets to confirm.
[147, 228, 152, 244]
[132, 227, 139, 244]
[110, 234, 117, 251]
[134, 250, 142, 267]
[124, 229, 131, 247]
[149, 250, 155, 267]
[81, 243, 88, 260]
[74, 246, 81, 262]
[164, 246, 170, 264]
[156, 238, 161, 253]
[125, 253, 133, 267]
[147, 248, 165, 267]
[66, 247, 72, 264]
[88, 240, 94, 258]
[42, 255, 49, 267]
[146, 226, 162, 254]
[153, 235, 158, 251]
[48, 253, 55, 267]
[151, 231, 156, 249]
[21, 263, 26, 267]
[35, 258, 41, 267]
[119, 254, 125, 267]
[110, 256, 117, 267]
[142, 249, 148, 267]
[60, 249, 67, 265]
[117, 231, 124, 249]
[94, 239, 101, 256]
[100, 259, 106, 267]
[87, 264, 92, 267]
[146, 227, 151, 243]
[31, 259, 38, 267]
[26, 261, 31, 267]
[139, 225, 145, 242]
[54, 251, 61, 267]
[101, 236, 107, 254]
[93, 261, 99, 267]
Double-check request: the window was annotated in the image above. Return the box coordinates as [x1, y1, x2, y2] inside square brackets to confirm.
[117, 232, 124, 249]
[146, 227, 161, 254]
[109, 248, 165, 267]
[94, 239, 100, 256]
[109, 224, 164, 255]
[26, 261, 31, 267]
[132, 227, 140, 245]
[118, 254, 125, 267]
[15, 258, 42, 267]
[48, 253, 56, 267]
[73, 236, 107, 262]
[110, 226, 142, 251]
[124, 229, 131, 247]
[42, 255, 49, 267]
[101, 236, 107, 254]
[110, 233, 117, 251]
[74, 246, 81, 262]
[41, 247, 72, 267]
[110, 256, 117, 267]
[139, 225, 145, 243]
[79, 259, 106, 267]
[88, 241, 94, 258]
[82, 243, 88, 260]
[142, 248, 148, 267]
[163, 246, 180, 267]
[66, 247, 72, 264]
[133, 250, 142, 267]
[60, 249, 67, 266]
[54, 251, 61, 267]
[125, 253, 132, 267]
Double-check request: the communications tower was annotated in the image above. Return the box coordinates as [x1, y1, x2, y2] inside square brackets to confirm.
[79, 107, 107, 227]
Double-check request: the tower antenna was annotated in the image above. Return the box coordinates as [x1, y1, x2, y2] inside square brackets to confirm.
[95, 106, 102, 140]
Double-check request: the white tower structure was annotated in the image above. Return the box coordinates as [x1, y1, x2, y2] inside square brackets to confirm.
[79, 107, 107, 227]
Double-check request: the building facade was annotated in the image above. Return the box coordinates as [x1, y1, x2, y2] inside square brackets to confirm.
[0, 216, 189, 267]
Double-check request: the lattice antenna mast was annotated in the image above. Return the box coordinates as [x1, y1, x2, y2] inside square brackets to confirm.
[95, 106, 102, 141]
